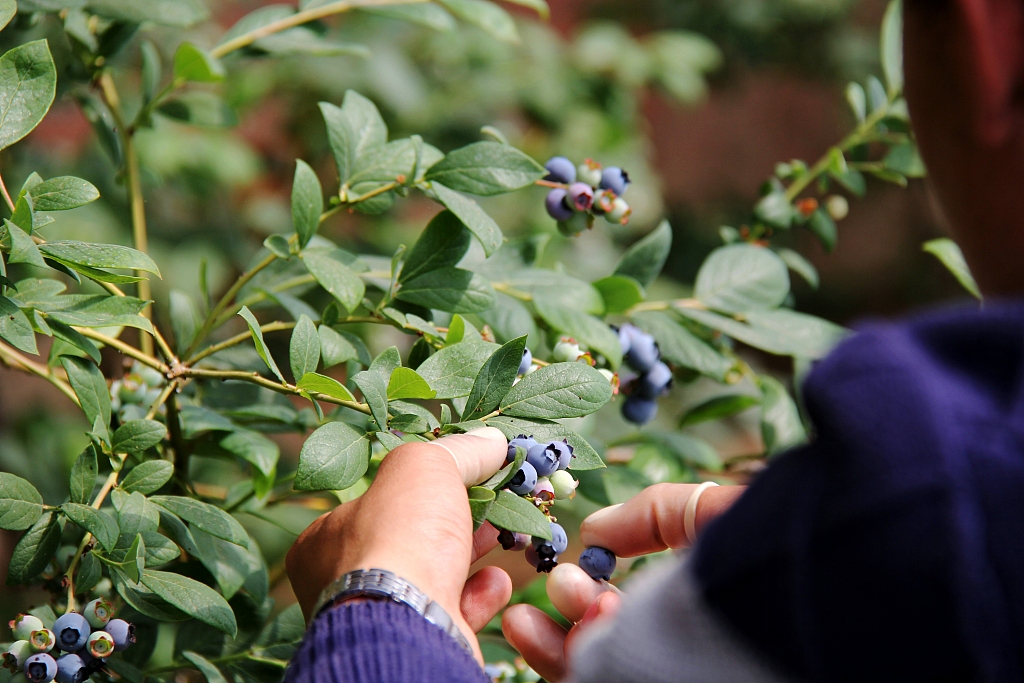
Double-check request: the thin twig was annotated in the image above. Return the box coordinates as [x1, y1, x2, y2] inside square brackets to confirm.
[145, 380, 177, 420]
[76, 328, 168, 373]
[0, 170, 15, 212]
[0, 341, 81, 407]
[178, 367, 372, 416]
[64, 464, 122, 612]
[189, 321, 298, 364]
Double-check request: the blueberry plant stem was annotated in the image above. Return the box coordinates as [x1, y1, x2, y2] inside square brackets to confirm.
[0, 341, 81, 407]
[144, 380, 178, 421]
[64, 464, 122, 613]
[177, 367, 373, 416]
[0, 169, 15, 212]
[76, 328, 169, 373]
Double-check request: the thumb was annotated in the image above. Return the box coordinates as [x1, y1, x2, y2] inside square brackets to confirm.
[429, 427, 508, 486]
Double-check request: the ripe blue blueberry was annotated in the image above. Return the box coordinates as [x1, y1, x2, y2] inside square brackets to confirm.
[52, 614, 89, 653]
[526, 442, 560, 477]
[103, 620, 135, 652]
[23, 654, 55, 683]
[533, 522, 568, 554]
[507, 435, 539, 464]
[599, 167, 630, 196]
[543, 157, 576, 184]
[518, 348, 532, 376]
[567, 182, 595, 212]
[624, 329, 659, 374]
[545, 189, 574, 221]
[54, 655, 86, 683]
[579, 546, 617, 581]
[635, 361, 673, 399]
[549, 439, 574, 470]
[508, 461, 538, 495]
[622, 396, 658, 425]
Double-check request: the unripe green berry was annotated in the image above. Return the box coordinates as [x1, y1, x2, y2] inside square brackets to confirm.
[826, 195, 849, 220]
[577, 161, 603, 188]
[83, 599, 113, 629]
[605, 197, 631, 225]
[10, 616, 44, 642]
[3, 641, 33, 670]
[550, 470, 578, 500]
[28, 630, 54, 654]
[11, 672, 28, 683]
[557, 210, 593, 237]
[552, 339, 582, 363]
[86, 632, 114, 659]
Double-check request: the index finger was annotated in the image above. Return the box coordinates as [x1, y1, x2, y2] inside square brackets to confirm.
[579, 483, 745, 556]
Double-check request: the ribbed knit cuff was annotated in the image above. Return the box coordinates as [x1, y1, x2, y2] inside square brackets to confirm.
[286, 599, 486, 683]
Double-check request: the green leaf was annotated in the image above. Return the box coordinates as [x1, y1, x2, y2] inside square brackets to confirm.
[416, 340, 499, 399]
[238, 306, 285, 383]
[289, 315, 320, 380]
[807, 209, 837, 252]
[62, 503, 117, 551]
[695, 244, 790, 313]
[6, 510, 61, 584]
[0, 41, 56, 152]
[182, 652, 228, 683]
[142, 531, 181, 567]
[429, 183, 503, 257]
[69, 445, 98, 505]
[361, 3, 456, 30]
[116, 492, 160, 547]
[593, 275, 644, 314]
[754, 191, 796, 229]
[112, 419, 167, 454]
[533, 299, 623, 369]
[345, 138, 416, 198]
[389, 413, 429, 434]
[302, 249, 365, 313]
[677, 308, 847, 359]
[38, 241, 161, 277]
[221, 429, 280, 477]
[48, 320, 101, 364]
[189, 526, 256, 598]
[424, 142, 542, 196]
[353, 370, 389, 430]
[318, 325, 358, 368]
[5, 220, 45, 268]
[173, 42, 224, 83]
[85, 0, 207, 25]
[614, 220, 673, 288]
[499, 362, 612, 419]
[77, 552, 102, 593]
[319, 91, 388, 186]
[468, 486, 496, 530]
[481, 444, 526, 491]
[880, 0, 903, 97]
[631, 311, 731, 380]
[60, 356, 110, 427]
[169, 290, 200, 354]
[0, 295, 37, 354]
[0, 0, 16, 32]
[831, 167, 866, 197]
[141, 40, 162, 105]
[846, 81, 866, 122]
[157, 92, 235, 128]
[370, 346, 402, 380]
[776, 248, 819, 290]
[396, 267, 495, 313]
[437, 0, 520, 44]
[98, 532, 144, 583]
[149, 496, 248, 548]
[387, 367, 436, 400]
[923, 238, 981, 299]
[0, 472, 43, 531]
[884, 143, 925, 178]
[486, 491, 551, 538]
[292, 160, 323, 248]
[679, 394, 761, 427]
[297, 372, 357, 403]
[140, 570, 237, 636]
[121, 460, 174, 495]
[46, 295, 154, 334]
[463, 336, 527, 419]
[616, 432, 722, 472]
[400, 211, 471, 283]
[760, 375, 807, 456]
[295, 421, 371, 491]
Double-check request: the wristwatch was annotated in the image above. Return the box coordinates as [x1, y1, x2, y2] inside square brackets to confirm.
[313, 568, 473, 655]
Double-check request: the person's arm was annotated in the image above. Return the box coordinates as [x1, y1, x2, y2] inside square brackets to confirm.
[283, 428, 512, 683]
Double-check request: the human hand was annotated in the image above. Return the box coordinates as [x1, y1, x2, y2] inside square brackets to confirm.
[285, 427, 513, 662]
[501, 483, 746, 681]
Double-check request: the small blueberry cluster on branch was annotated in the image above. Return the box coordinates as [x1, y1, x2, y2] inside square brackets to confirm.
[3, 601, 134, 683]
[616, 324, 672, 425]
[542, 157, 632, 236]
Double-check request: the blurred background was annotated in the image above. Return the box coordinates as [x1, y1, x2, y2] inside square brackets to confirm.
[0, 0, 967, 657]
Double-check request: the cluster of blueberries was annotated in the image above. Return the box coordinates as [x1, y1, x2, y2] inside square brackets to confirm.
[3, 601, 134, 683]
[616, 324, 672, 426]
[497, 435, 579, 573]
[542, 157, 632, 237]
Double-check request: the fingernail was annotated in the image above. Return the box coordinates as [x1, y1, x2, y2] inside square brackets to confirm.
[585, 503, 623, 525]
[465, 426, 507, 443]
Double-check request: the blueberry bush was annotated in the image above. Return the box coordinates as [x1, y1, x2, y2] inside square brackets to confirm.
[0, 0, 949, 681]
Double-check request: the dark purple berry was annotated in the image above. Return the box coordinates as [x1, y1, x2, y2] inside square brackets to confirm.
[52, 614, 89, 653]
[579, 546, 617, 581]
[55, 654, 86, 683]
[497, 528, 516, 550]
[518, 348, 532, 375]
[533, 523, 568, 554]
[104, 620, 134, 652]
[624, 329, 659, 373]
[508, 461, 538, 495]
[636, 362, 673, 399]
[507, 435, 539, 464]
[567, 183, 594, 211]
[525, 544, 558, 573]
[24, 654, 56, 683]
[544, 156, 576, 184]
[526, 442, 560, 477]
[622, 396, 658, 425]
[545, 189, 574, 221]
[599, 167, 630, 196]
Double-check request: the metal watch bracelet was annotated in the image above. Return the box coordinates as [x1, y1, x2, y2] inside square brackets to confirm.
[312, 568, 473, 655]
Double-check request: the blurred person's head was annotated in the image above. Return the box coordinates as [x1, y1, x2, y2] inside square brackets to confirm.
[903, 0, 1024, 296]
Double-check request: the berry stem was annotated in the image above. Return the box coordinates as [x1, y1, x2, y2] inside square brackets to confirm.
[64, 463, 123, 613]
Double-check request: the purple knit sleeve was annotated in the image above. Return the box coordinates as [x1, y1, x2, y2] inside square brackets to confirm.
[285, 600, 489, 683]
